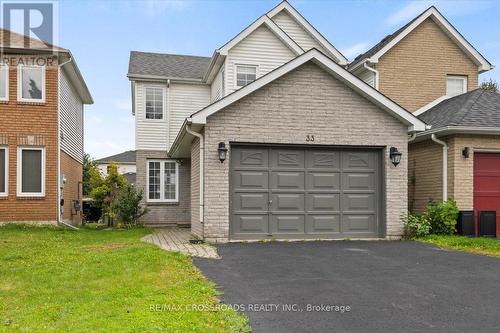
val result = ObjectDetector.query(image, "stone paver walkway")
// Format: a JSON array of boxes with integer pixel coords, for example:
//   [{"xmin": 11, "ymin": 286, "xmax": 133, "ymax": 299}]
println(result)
[{"xmin": 142, "ymin": 227, "xmax": 219, "ymax": 258}]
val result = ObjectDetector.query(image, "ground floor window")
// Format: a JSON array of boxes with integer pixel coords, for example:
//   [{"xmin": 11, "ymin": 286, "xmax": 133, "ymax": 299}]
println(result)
[
  {"xmin": 147, "ymin": 160, "xmax": 178, "ymax": 202},
  {"xmin": 17, "ymin": 147, "xmax": 45, "ymax": 197},
  {"xmin": 0, "ymin": 147, "xmax": 7, "ymax": 196}
]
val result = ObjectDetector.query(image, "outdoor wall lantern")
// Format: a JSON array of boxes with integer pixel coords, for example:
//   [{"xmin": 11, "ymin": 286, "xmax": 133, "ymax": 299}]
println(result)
[
  {"xmin": 389, "ymin": 147, "xmax": 402, "ymax": 167},
  {"xmin": 218, "ymin": 142, "xmax": 228, "ymax": 163},
  {"xmin": 462, "ymin": 147, "xmax": 470, "ymax": 158}
]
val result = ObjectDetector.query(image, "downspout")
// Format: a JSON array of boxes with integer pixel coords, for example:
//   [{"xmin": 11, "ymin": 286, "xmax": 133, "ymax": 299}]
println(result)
[
  {"xmin": 57, "ymin": 56, "xmax": 79, "ymax": 230},
  {"xmin": 431, "ymin": 134, "xmax": 448, "ymax": 201},
  {"xmin": 364, "ymin": 62, "xmax": 379, "ymax": 90},
  {"xmin": 408, "ymin": 133, "xmax": 417, "ymax": 142},
  {"xmin": 185, "ymin": 123, "xmax": 204, "ymax": 239}
]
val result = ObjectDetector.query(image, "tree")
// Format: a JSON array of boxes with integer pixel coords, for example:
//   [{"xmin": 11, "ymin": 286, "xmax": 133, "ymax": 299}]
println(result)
[
  {"xmin": 83, "ymin": 153, "xmax": 97, "ymax": 196},
  {"xmin": 113, "ymin": 185, "xmax": 147, "ymax": 227},
  {"xmin": 480, "ymin": 79, "xmax": 499, "ymax": 93}
]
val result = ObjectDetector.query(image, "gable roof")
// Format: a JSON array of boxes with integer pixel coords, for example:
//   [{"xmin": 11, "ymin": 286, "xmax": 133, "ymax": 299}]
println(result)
[
  {"xmin": 189, "ymin": 48, "xmax": 426, "ymax": 131},
  {"xmin": 0, "ymin": 28, "xmax": 67, "ymax": 52},
  {"xmin": 128, "ymin": 51, "xmax": 211, "ymax": 81},
  {"xmin": 349, "ymin": 6, "xmax": 492, "ymax": 73},
  {"xmin": 418, "ymin": 89, "xmax": 500, "ymax": 129},
  {"xmin": 267, "ymin": 1, "xmax": 348, "ymax": 64},
  {"xmin": 95, "ymin": 150, "xmax": 136, "ymax": 164}
]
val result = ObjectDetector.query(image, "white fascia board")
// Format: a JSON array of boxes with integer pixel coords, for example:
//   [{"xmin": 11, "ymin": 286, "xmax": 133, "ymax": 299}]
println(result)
[
  {"xmin": 413, "ymin": 126, "xmax": 500, "ymax": 143},
  {"xmin": 267, "ymin": 1, "xmax": 348, "ymax": 65},
  {"xmin": 413, "ymin": 95, "xmax": 452, "ymax": 116},
  {"xmin": 217, "ymin": 15, "xmax": 303, "ymax": 56},
  {"xmin": 190, "ymin": 49, "xmax": 426, "ymax": 132},
  {"xmin": 369, "ymin": 7, "xmax": 492, "ymax": 72}
]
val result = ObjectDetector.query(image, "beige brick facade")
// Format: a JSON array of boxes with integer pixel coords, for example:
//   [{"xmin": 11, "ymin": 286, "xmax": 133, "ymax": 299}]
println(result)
[
  {"xmin": 136, "ymin": 150, "xmax": 191, "ymax": 226},
  {"xmin": 376, "ymin": 18, "xmax": 479, "ymax": 113},
  {"xmin": 193, "ymin": 62, "xmax": 409, "ymax": 242}
]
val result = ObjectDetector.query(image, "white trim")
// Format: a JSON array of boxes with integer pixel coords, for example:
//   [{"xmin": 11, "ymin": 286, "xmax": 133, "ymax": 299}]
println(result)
[
  {"xmin": 17, "ymin": 65, "xmax": 46, "ymax": 103},
  {"xmin": 0, "ymin": 64, "xmax": 9, "ymax": 102},
  {"xmin": 17, "ymin": 146, "xmax": 46, "ymax": 198},
  {"xmin": 474, "ymin": 148, "xmax": 500, "ymax": 153},
  {"xmin": 143, "ymin": 84, "xmax": 167, "ymax": 121},
  {"xmin": 267, "ymin": 1, "xmax": 348, "ymax": 65},
  {"xmin": 446, "ymin": 75, "xmax": 467, "ymax": 96},
  {"xmin": 190, "ymin": 49, "xmax": 426, "ymax": 132},
  {"xmin": 0, "ymin": 146, "xmax": 8, "ymax": 197},
  {"xmin": 368, "ymin": 7, "xmax": 492, "ymax": 72},
  {"xmin": 217, "ymin": 15, "xmax": 303, "ymax": 56},
  {"xmin": 146, "ymin": 159, "xmax": 179, "ymax": 203},
  {"xmin": 414, "ymin": 95, "xmax": 452, "ymax": 116},
  {"xmin": 234, "ymin": 64, "xmax": 259, "ymax": 88}
]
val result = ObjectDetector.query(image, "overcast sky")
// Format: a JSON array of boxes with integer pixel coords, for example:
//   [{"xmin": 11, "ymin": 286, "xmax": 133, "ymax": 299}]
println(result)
[{"xmin": 57, "ymin": 0, "xmax": 500, "ymax": 159}]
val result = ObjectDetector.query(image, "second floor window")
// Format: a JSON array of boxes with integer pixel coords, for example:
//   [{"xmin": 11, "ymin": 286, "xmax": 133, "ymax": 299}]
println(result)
[
  {"xmin": 145, "ymin": 86, "xmax": 164, "ymax": 119},
  {"xmin": 446, "ymin": 75, "xmax": 467, "ymax": 96},
  {"xmin": 18, "ymin": 65, "xmax": 45, "ymax": 102},
  {"xmin": 236, "ymin": 65, "xmax": 257, "ymax": 87},
  {"xmin": 0, "ymin": 65, "xmax": 8, "ymax": 101}
]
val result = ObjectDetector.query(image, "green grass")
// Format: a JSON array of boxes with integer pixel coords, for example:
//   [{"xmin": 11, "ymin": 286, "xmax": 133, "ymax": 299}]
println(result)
[
  {"xmin": 0, "ymin": 225, "xmax": 249, "ymax": 333},
  {"xmin": 419, "ymin": 235, "xmax": 500, "ymax": 258}
]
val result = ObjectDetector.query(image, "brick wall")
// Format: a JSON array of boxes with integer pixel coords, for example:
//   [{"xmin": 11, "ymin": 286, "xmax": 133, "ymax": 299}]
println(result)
[
  {"xmin": 60, "ymin": 150, "xmax": 82, "ymax": 225},
  {"xmin": 135, "ymin": 150, "xmax": 191, "ymax": 226},
  {"xmin": 190, "ymin": 137, "xmax": 202, "ymax": 237},
  {"xmin": 200, "ymin": 62, "xmax": 409, "ymax": 242},
  {"xmin": 376, "ymin": 18, "xmax": 479, "ymax": 112},
  {"xmin": 0, "ymin": 57, "xmax": 58, "ymax": 223}
]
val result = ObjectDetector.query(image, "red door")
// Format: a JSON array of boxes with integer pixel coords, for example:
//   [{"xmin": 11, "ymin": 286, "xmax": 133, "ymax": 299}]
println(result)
[{"xmin": 473, "ymin": 153, "xmax": 500, "ymax": 237}]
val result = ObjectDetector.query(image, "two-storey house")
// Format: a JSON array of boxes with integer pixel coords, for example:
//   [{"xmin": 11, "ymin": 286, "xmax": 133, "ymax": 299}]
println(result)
[
  {"xmin": 0, "ymin": 29, "xmax": 93, "ymax": 226},
  {"xmin": 128, "ymin": 1, "xmax": 427, "ymax": 242}
]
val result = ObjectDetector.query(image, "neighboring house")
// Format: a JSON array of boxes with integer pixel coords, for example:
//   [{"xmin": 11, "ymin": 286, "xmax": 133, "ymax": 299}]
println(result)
[
  {"xmin": 0, "ymin": 29, "xmax": 93, "ymax": 226},
  {"xmin": 349, "ymin": 6, "xmax": 497, "ymax": 237},
  {"xmin": 95, "ymin": 150, "xmax": 136, "ymax": 186},
  {"xmin": 128, "ymin": 1, "xmax": 426, "ymax": 240}
]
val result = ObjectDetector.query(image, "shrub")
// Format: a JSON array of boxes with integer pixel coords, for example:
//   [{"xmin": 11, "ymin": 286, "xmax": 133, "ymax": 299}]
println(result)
[
  {"xmin": 113, "ymin": 185, "xmax": 147, "ymax": 227},
  {"xmin": 426, "ymin": 200, "xmax": 459, "ymax": 235},
  {"xmin": 402, "ymin": 212, "xmax": 431, "ymax": 239}
]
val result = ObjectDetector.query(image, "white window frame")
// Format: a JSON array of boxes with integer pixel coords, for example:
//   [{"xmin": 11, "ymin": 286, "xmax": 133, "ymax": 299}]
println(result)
[
  {"xmin": 446, "ymin": 75, "xmax": 467, "ymax": 96},
  {"xmin": 0, "ymin": 64, "xmax": 9, "ymax": 102},
  {"xmin": 17, "ymin": 146, "xmax": 45, "ymax": 197},
  {"xmin": 146, "ymin": 159, "xmax": 179, "ymax": 203},
  {"xmin": 235, "ymin": 64, "xmax": 258, "ymax": 88},
  {"xmin": 17, "ymin": 65, "xmax": 46, "ymax": 103},
  {"xmin": 143, "ymin": 85, "xmax": 166, "ymax": 121},
  {"xmin": 0, "ymin": 146, "xmax": 8, "ymax": 197}
]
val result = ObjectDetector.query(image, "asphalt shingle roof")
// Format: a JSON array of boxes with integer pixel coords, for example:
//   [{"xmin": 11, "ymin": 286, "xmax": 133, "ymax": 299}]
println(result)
[
  {"xmin": 418, "ymin": 89, "xmax": 500, "ymax": 129},
  {"xmin": 95, "ymin": 150, "xmax": 136, "ymax": 164},
  {"xmin": 128, "ymin": 51, "xmax": 211, "ymax": 80}
]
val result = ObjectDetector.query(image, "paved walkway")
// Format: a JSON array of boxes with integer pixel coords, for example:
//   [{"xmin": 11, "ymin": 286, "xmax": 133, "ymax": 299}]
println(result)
[{"xmin": 142, "ymin": 227, "xmax": 219, "ymax": 258}]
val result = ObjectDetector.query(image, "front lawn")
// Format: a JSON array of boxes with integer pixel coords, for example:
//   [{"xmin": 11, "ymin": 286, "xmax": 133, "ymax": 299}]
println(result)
[
  {"xmin": 0, "ymin": 225, "xmax": 249, "ymax": 332},
  {"xmin": 419, "ymin": 235, "xmax": 500, "ymax": 258}
]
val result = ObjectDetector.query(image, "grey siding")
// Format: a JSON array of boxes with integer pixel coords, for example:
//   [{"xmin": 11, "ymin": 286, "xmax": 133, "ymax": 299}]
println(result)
[
  {"xmin": 201, "ymin": 62, "xmax": 408, "ymax": 242},
  {"xmin": 136, "ymin": 150, "xmax": 191, "ymax": 225},
  {"xmin": 59, "ymin": 68, "xmax": 84, "ymax": 163}
]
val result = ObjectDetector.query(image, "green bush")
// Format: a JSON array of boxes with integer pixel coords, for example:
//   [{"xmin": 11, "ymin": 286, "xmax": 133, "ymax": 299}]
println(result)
[
  {"xmin": 402, "ymin": 212, "xmax": 431, "ymax": 239},
  {"xmin": 426, "ymin": 200, "xmax": 459, "ymax": 235},
  {"xmin": 112, "ymin": 185, "xmax": 147, "ymax": 227}
]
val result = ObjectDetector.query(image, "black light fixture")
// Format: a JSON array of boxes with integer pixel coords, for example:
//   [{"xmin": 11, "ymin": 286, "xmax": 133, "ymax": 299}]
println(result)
[
  {"xmin": 462, "ymin": 147, "xmax": 470, "ymax": 158},
  {"xmin": 389, "ymin": 147, "xmax": 402, "ymax": 167},
  {"xmin": 218, "ymin": 142, "xmax": 228, "ymax": 163}
]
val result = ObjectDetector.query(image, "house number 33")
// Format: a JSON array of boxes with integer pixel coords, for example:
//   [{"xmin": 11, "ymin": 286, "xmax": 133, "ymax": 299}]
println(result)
[{"xmin": 306, "ymin": 135, "xmax": 315, "ymax": 142}]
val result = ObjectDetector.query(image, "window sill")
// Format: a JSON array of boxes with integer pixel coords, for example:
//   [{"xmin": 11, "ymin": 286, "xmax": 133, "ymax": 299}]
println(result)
[
  {"xmin": 146, "ymin": 201, "xmax": 179, "ymax": 206},
  {"xmin": 17, "ymin": 195, "xmax": 45, "ymax": 200},
  {"xmin": 17, "ymin": 100, "xmax": 46, "ymax": 105}
]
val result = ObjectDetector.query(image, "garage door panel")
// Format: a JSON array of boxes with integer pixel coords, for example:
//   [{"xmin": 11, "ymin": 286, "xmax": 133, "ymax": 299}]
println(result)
[
  {"xmin": 342, "ymin": 215, "xmax": 375, "ymax": 233},
  {"xmin": 272, "ymin": 193, "xmax": 305, "ymax": 211},
  {"xmin": 342, "ymin": 194, "xmax": 376, "ymax": 212},
  {"xmin": 233, "ymin": 171, "xmax": 268, "ymax": 189},
  {"xmin": 306, "ymin": 151, "xmax": 340, "ymax": 169},
  {"xmin": 342, "ymin": 173, "xmax": 375, "ymax": 192},
  {"xmin": 306, "ymin": 215, "xmax": 340, "ymax": 233},
  {"xmin": 271, "ymin": 149, "xmax": 305, "ymax": 168},
  {"xmin": 307, "ymin": 172, "xmax": 340, "ymax": 191},
  {"xmin": 271, "ymin": 171, "xmax": 305, "ymax": 189},
  {"xmin": 342, "ymin": 151, "xmax": 376, "ymax": 171},
  {"xmin": 270, "ymin": 215, "xmax": 305, "ymax": 233},
  {"xmin": 232, "ymin": 148, "xmax": 269, "ymax": 169},
  {"xmin": 233, "ymin": 192, "xmax": 269, "ymax": 211},
  {"xmin": 307, "ymin": 193, "xmax": 340, "ymax": 211},
  {"xmin": 232, "ymin": 215, "xmax": 269, "ymax": 234}
]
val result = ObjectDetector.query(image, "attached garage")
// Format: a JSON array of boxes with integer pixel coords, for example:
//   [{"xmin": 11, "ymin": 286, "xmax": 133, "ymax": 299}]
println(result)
[
  {"xmin": 474, "ymin": 153, "xmax": 500, "ymax": 237},
  {"xmin": 230, "ymin": 145, "xmax": 382, "ymax": 240}
]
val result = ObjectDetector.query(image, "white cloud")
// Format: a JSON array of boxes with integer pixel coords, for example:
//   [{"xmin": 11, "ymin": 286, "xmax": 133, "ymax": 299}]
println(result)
[{"xmin": 341, "ymin": 42, "xmax": 371, "ymax": 60}]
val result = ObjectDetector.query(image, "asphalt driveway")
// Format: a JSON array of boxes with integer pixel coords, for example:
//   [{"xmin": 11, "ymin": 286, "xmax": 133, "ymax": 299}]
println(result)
[{"xmin": 194, "ymin": 241, "xmax": 500, "ymax": 333}]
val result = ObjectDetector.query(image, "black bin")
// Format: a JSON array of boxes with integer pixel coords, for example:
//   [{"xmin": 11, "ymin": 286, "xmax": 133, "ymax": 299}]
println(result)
[
  {"xmin": 456, "ymin": 211, "xmax": 474, "ymax": 236},
  {"xmin": 479, "ymin": 211, "xmax": 496, "ymax": 237}
]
